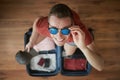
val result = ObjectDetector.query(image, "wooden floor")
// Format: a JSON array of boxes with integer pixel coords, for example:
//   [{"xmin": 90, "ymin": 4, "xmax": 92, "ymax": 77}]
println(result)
[{"xmin": 0, "ymin": 0, "xmax": 120, "ymax": 80}]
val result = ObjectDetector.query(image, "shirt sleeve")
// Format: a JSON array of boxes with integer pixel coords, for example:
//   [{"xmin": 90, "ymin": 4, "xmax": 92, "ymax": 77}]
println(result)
[{"xmin": 36, "ymin": 17, "xmax": 51, "ymax": 37}]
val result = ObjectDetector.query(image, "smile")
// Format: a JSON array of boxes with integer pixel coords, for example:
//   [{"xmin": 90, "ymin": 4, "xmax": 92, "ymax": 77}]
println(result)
[{"xmin": 55, "ymin": 38, "xmax": 65, "ymax": 42}]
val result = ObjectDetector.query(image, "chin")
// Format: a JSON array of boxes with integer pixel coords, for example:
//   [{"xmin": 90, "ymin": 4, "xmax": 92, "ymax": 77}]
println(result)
[
  {"xmin": 56, "ymin": 43, "xmax": 64, "ymax": 46},
  {"xmin": 52, "ymin": 38, "xmax": 66, "ymax": 46},
  {"xmin": 54, "ymin": 41, "xmax": 65, "ymax": 46}
]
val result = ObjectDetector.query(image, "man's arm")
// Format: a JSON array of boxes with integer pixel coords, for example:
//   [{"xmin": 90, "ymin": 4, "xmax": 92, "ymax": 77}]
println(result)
[
  {"xmin": 81, "ymin": 42, "xmax": 104, "ymax": 71},
  {"xmin": 70, "ymin": 26, "xmax": 104, "ymax": 71},
  {"xmin": 25, "ymin": 18, "xmax": 45, "ymax": 52}
]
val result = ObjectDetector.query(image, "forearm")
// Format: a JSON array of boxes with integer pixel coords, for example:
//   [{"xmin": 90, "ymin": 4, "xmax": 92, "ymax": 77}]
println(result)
[
  {"xmin": 69, "ymin": 25, "xmax": 104, "ymax": 71},
  {"xmin": 29, "ymin": 17, "xmax": 45, "ymax": 45},
  {"xmin": 80, "ymin": 46, "xmax": 104, "ymax": 71},
  {"xmin": 34, "ymin": 35, "xmax": 45, "ymax": 45},
  {"xmin": 29, "ymin": 30, "xmax": 45, "ymax": 45}
]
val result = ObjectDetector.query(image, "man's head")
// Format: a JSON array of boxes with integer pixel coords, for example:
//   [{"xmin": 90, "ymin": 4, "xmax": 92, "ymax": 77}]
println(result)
[{"xmin": 48, "ymin": 4, "xmax": 73, "ymax": 46}]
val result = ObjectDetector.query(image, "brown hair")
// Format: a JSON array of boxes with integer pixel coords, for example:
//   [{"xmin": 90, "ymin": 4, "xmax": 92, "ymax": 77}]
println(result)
[{"xmin": 48, "ymin": 4, "xmax": 73, "ymax": 19}]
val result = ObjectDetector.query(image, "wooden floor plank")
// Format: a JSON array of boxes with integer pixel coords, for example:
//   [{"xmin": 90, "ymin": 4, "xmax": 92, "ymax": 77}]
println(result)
[{"xmin": 0, "ymin": 0, "xmax": 120, "ymax": 80}]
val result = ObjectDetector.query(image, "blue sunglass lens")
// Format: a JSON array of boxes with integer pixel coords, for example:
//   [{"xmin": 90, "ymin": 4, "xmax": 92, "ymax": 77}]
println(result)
[
  {"xmin": 49, "ymin": 27, "xmax": 70, "ymax": 35},
  {"xmin": 49, "ymin": 28, "xmax": 58, "ymax": 34},
  {"xmin": 61, "ymin": 28, "xmax": 70, "ymax": 35}
]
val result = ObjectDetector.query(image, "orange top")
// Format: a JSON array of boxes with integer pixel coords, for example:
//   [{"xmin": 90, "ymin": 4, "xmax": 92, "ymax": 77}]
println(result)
[{"xmin": 36, "ymin": 11, "xmax": 93, "ymax": 45}]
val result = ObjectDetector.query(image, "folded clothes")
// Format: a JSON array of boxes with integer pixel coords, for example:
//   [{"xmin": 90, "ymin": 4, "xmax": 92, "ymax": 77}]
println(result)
[
  {"xmin": 64, "ymin": 58, "xmax": 87, "ymax": 70},
  {"xmin": 30, "ymin": 54, "xmax": 56, "ymax": 72}
]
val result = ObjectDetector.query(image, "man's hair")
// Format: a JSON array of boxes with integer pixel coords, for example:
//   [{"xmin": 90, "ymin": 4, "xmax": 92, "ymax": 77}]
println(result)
[{"xmin": 48, "ymin": 4, "xmax": 73, "ymax": 19}]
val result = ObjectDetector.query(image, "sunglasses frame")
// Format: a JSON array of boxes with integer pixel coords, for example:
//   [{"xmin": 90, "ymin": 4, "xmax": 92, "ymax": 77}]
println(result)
[{"xmin": 48, "ymin": 27, "xmax": 71, "ymax": 35}]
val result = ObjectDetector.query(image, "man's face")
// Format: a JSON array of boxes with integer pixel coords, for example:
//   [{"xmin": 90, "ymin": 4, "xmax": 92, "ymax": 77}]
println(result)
[{"xmin": 48, "ymin": 15, "xmax": 72, "ymax": 46}]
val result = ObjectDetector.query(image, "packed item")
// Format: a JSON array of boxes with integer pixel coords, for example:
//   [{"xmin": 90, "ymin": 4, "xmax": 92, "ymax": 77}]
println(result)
[
  {"xmin": 64, "ymin": 58, "xmax": 87, "ymax": 70},
  {"xmin": 30, "ymin": 54, "xmax": 56, "ymax": 72},
  {"xmin": 33, "ymin": 37, "xmax": 55, "ymax": 52},
  {"xmin": 37, "ymin": 57, "xmax": 50, "ymax": 68},
  {"xmin": 15, "ymin": 50, "xmax": 33, "ymax": 65},
  {"xmin": 15, "ymin": 48, "xmax": 40, "ymax": 65},
  {"xmin": 24, "ymin": 28, "xmax": 93, "ymax": 76}
]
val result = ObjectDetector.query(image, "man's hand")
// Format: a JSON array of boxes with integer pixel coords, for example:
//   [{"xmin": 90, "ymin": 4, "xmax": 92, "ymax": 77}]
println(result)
[
  {"xmin": 69, "ymin": 26, "xmax": 86, "ymax": 49},
  {"xmin": 25, "ymin": 42, "xmax": 34, "ymax": 52}
]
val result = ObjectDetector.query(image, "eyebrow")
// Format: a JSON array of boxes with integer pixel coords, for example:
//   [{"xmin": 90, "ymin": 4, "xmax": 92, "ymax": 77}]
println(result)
[
  {"xmin": 49, "ymin": 24, "xmax": 56, "ymax": 28},
  {"xmin": 49, "ymin": 23, "xmax": 72, "ymax": 29}
]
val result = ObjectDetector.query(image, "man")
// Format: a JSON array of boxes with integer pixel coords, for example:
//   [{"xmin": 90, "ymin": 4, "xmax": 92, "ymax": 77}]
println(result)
[{"xmin": 25, "ymin": 4, "xmax": 104, "ymax": 71}]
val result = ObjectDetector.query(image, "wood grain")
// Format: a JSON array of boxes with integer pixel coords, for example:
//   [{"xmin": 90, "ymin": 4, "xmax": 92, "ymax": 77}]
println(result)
[{"xmin": 0, "ymin": 0, "xmax": 120, "ymax": 80}]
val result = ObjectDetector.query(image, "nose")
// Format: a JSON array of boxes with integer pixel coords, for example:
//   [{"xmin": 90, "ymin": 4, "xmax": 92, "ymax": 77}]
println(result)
[{"xmin": 56, "ymin": 31, "xmax": 63, "ymax": 39}]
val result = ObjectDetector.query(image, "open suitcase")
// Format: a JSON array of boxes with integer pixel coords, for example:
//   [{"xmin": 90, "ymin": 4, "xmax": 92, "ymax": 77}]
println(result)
[{"xmin": 24, "ymin": 28, "xmax": 93, "ymax": 76}]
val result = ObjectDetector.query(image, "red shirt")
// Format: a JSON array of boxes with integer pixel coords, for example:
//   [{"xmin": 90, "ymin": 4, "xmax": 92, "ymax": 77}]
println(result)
[{"xmin": 36, "ymin": 11, "xmax": 93, "ymax": 45}]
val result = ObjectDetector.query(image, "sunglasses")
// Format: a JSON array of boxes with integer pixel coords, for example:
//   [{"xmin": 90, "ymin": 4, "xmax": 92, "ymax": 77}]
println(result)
[{"xmin": 48, "ymin": 27, "xmax": 71, "ymax": 35}]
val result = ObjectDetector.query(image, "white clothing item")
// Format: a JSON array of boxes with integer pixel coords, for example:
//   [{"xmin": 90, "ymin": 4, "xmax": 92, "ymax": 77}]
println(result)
[
  {"xmin": 33, "ymin": 37, "xmax": 55, "ymax": 52},
  {"xmin": 30, "ymin": 54, "xmax": 56, "ymax": 72}
]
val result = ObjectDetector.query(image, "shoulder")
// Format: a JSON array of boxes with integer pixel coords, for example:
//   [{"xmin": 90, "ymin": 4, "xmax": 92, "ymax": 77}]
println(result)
[
  {"xmin": 71, "ymin": 10, "xmax": 86, "ymax": 30},
  {"xmin": 34, "ymin": 16, "xmax": 48, "ymax": 27},
  {"xmin": 34, "ymin": 16, "xmax": 50, "ymax": 37}
]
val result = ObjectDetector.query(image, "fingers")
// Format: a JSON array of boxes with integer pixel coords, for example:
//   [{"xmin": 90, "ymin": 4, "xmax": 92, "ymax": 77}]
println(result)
[
  {"xmin": 25, "ymin": 46, "xmax": 29, "ymax": 52},
  {"xmin": 25, "ymin": 45, "xmax": 30, "ymax": 52},
  {"xmin": 71, "ymin": 30, "xmax": 79, "ymax": 36},
  {"xmin": 26, "ymin": 47, "xmax": 30, "ymax": 52},
  {"xmin": 25, "ymin": 42, "xmax": 34, "ymax": 52},
  {"xmin": 27, "ymin": 48, "xmax": 30, "ymax": 52},
  {"xmin": 69, "ymin": 26, "xmax": 84, "ymax": 34},
  {"xmin": 69, "ymin": 26, "xmax": 84, "ymax": 36}
]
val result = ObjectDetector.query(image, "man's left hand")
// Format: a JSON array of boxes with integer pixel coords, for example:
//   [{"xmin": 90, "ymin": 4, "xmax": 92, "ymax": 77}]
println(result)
[{"xmin": 69, "ymin": 26, "xmax": 86, "ymax": 49}]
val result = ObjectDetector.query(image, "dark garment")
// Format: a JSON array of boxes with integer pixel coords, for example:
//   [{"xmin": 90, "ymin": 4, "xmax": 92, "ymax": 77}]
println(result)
[{"xmin": 15, "ymin": 48, "xmax": 39, "ymax": 65}]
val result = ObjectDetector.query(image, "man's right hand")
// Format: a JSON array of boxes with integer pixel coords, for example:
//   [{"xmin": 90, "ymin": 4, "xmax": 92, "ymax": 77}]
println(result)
[{"xmin": 25, "ymin": 42, "xmax": 34, "ymax": 52}]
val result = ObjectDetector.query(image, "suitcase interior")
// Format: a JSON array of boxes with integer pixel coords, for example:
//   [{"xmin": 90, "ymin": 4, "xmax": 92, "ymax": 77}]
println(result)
[
  {"xmin": 61, "ymin": 47, "xmax": 92, "ymax": 76},
  {"xmin": 24, "ymin": 28, "xmax": 92, "ymax": 76},
  {"xmin": 26, "ymin": 46, "xmax": 61, "ymax": 76}
]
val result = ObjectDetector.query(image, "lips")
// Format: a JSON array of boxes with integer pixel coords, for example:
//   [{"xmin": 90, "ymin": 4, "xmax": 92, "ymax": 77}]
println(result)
[
  {"xmin": 55, "ymin": 38, "xmax": 65, "ymax": 42},
  {"xmin": 53, "ymin": 38, "xmax": 66, "ymax": 46}
]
